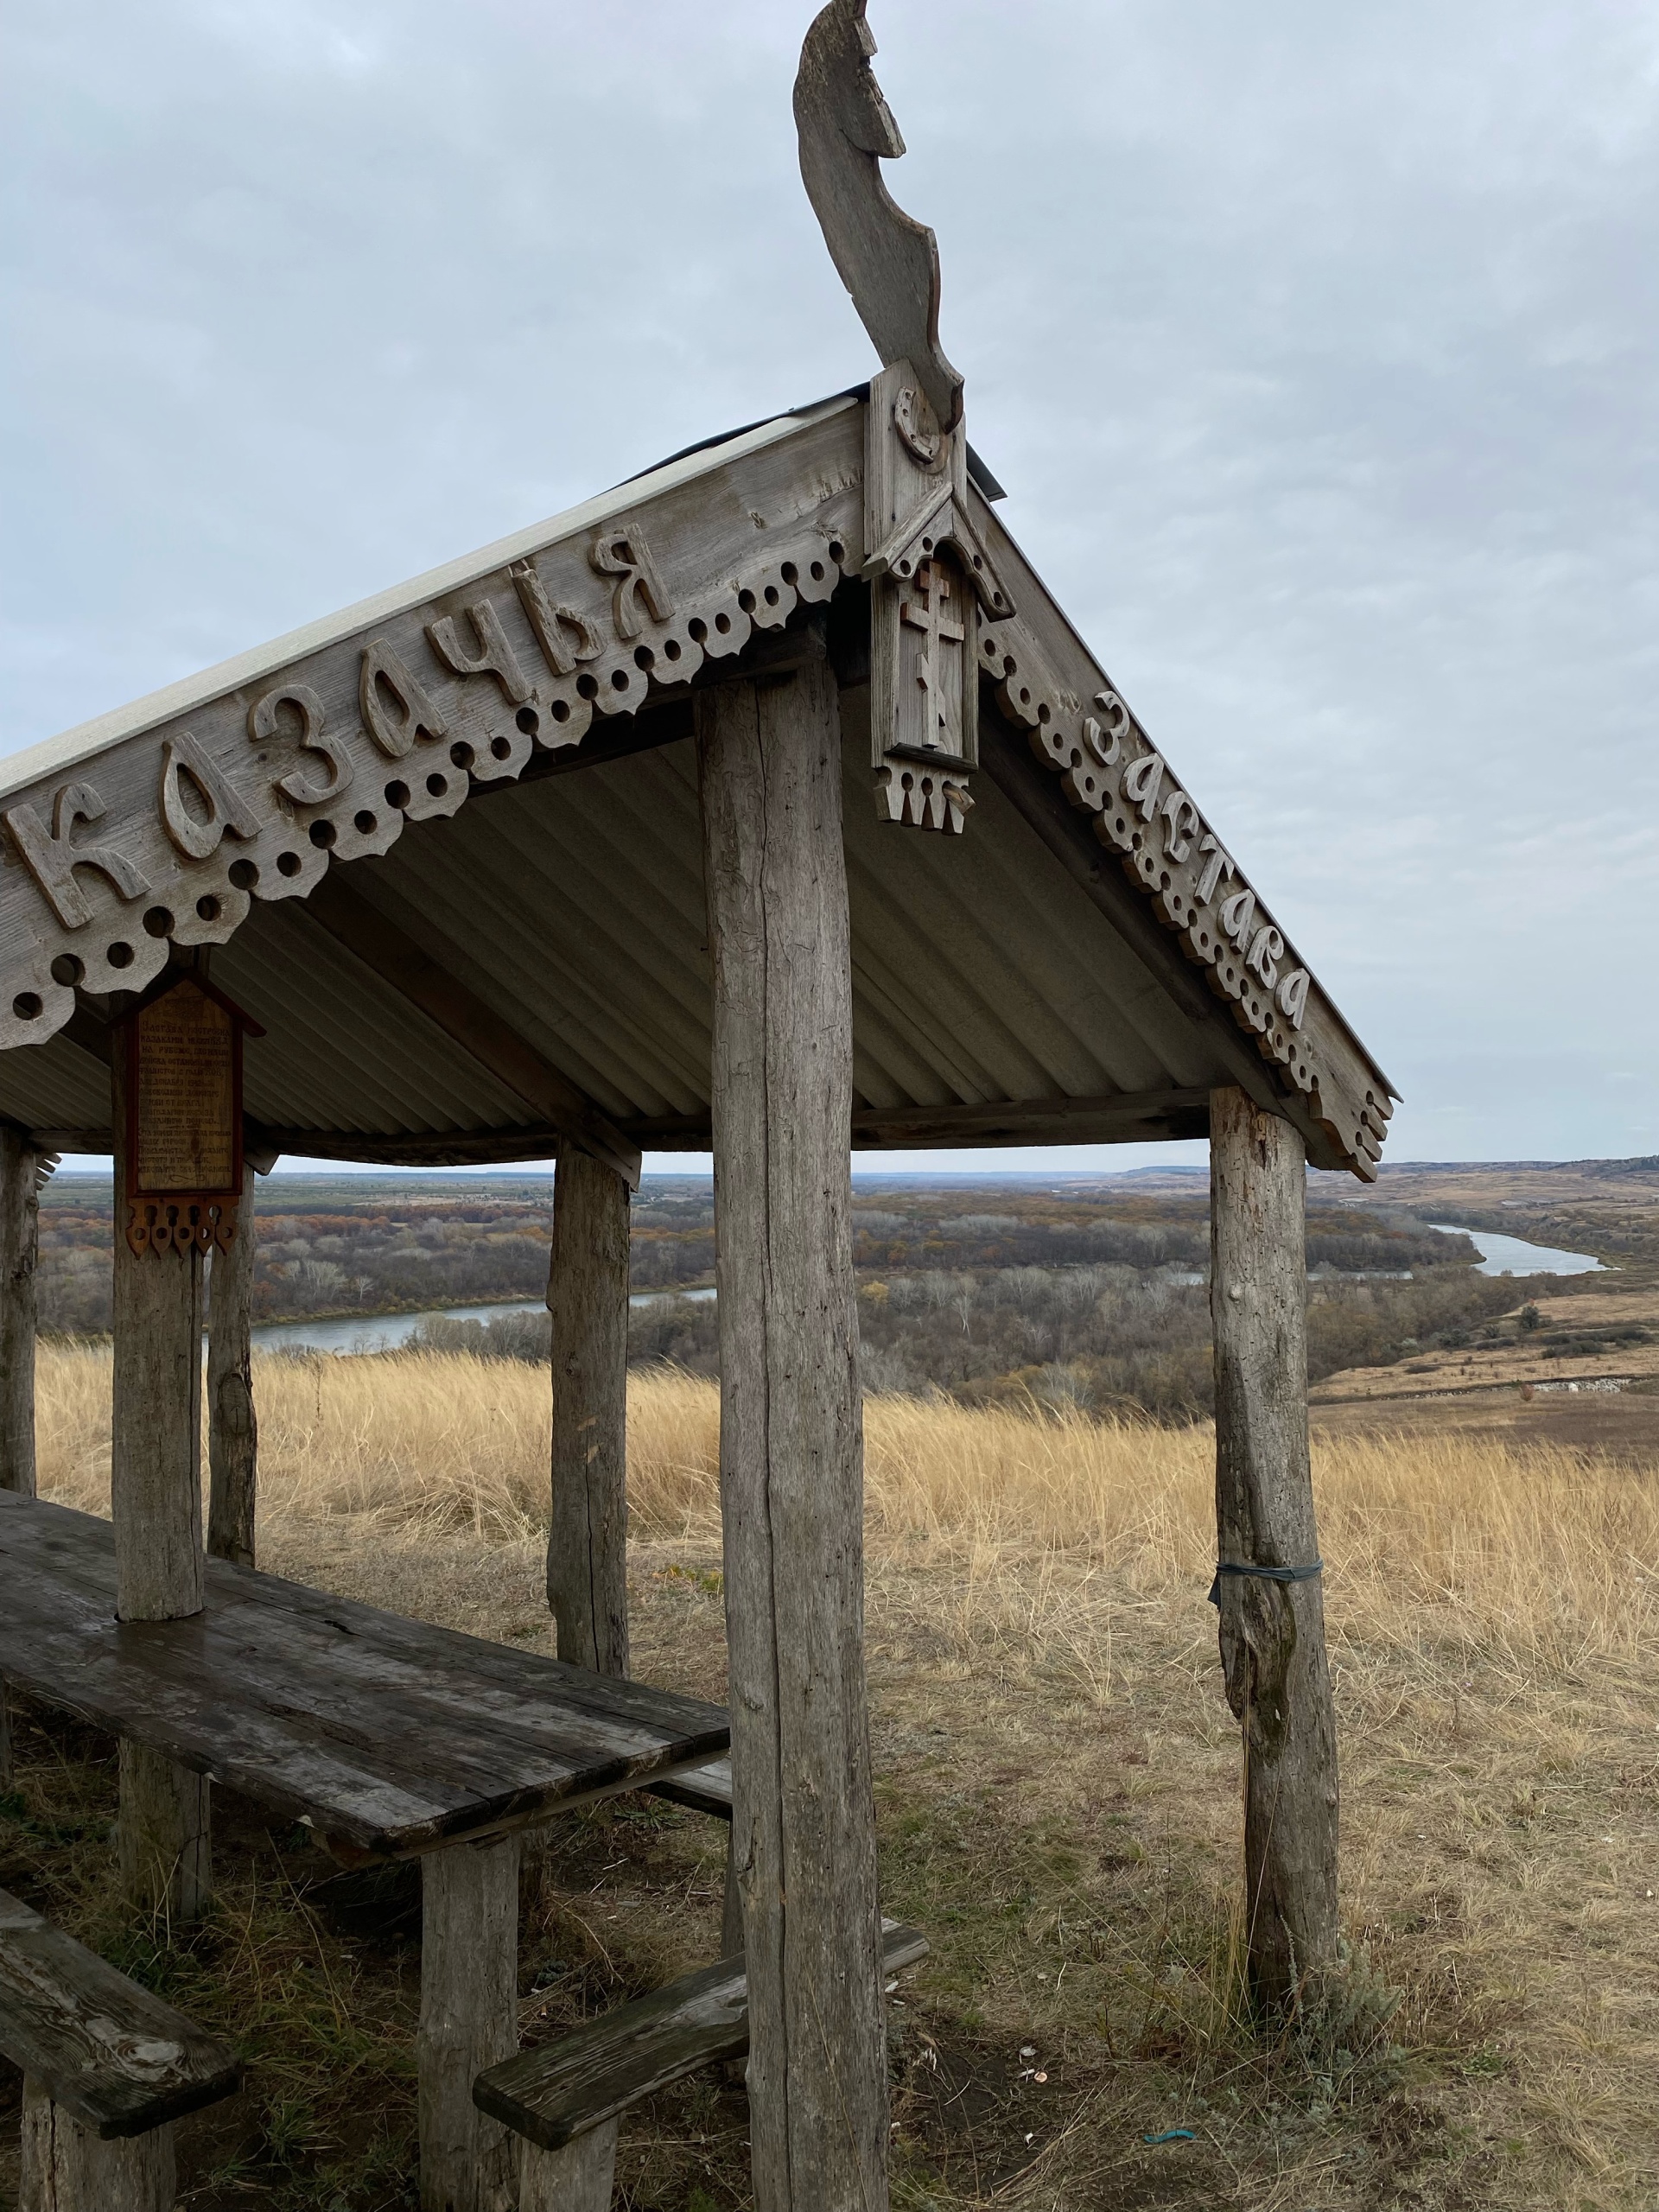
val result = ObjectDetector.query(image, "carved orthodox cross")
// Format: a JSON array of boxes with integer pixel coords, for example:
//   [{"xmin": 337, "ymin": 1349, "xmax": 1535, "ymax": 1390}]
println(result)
[{"xmin": 900, "ymin": 561, "xmax": 965, "ymax": 753}]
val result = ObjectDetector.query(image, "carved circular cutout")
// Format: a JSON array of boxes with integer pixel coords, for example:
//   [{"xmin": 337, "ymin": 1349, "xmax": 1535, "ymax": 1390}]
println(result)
[
  {"xmin": 576, "ymin": 674, "xmax": 599, "ymax": 699},
  {"xmin": 633, "ymin": 645, "xmax": 654, "ymax": 671},
  {"xmin": 549, "ymin": 700, "xmax": 571, "ymax": 724},
  {"xmin": 893, "ymin": 385, "xmax": 942, "ymax": 465},
  {"xmin": 737, "ymin": 589, "xmax": 756, "ymax": 613},
  {"xmin": 353, "ymin": 810, "xmax": 377, "ymax": 835},
  {"xmin": 663, "ymin": 638, "xmax": 682, "ymax": 662},
  {"xmin": 11, "ymin": 993, "xmax": 41, "ymax": 1021},
  {"xmin": 449, "ymin": 741, "xmax": 476, "ymax": 770},
  {"xmin": 688, "ymin": 617, "xmax": 708, "ymax": 643},
  {"xmin": 713, "ymin": 613, "xmax": 731, "ymax": 636},
  {"xmin": 308, "ymin": 821, "xmax": 335, "ymax": 849},
  {"xmin": 827, "ymin": 540, "xmax": 845, "ymax": 564},
  {"xmin": 425, "ymin": 772, "xmax": 447, "ymax": 796},
  {"xmin": 276, "ymin": 850, "xmax": 303, "ymax": 877},
  {"xmin": 49, "ymin": 955, "xmax": 83, "ymax": 987},
  {"xmin": 609, "ymin": 669, "xmax": 629, "ymax": 691},
  {"xmin": 106, "ymin": 942, "xmax": 134, "ymax": 969},
  {"xmin": 515, "ymin": 707, "xmax": 539, "ymax": 735},
  {"xmin": 489, "ymin": 735, "xmax": 512, "ymax": 761},
  {"xmin": 809, "ymin": 560, "xmax": 825, "ymax": 582},
  {"xmin": 196, "ymin": 893, "xmax": 221, "ymax": 920},
  {"xmin": 142, "ymin": 906, "xmax": 175, "ymax": 938},
  {"xmin": 781, "ymin": 562, "xmax": 798, "ymax": 585},
  {"xmin": 228, "ymin": 860, "xmax": 258, "ymax": 891},
  {"xmin": 385, "ymin": 780, "xmax": 410, "ymax": 809}
]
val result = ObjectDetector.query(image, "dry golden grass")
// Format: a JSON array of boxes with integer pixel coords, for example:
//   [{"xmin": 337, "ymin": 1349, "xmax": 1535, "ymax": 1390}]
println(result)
[
  {"xmin": 25, "ymin": 1343, "xmax": 1659, "ymax": 2209},
  {"xmin": 37, "ymin": 1344, "xmax": 1659, "ymax": 1674}
]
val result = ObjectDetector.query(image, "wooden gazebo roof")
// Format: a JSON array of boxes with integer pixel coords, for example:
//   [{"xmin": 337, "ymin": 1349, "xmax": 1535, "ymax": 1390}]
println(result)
[{"xmin": 0, "ymin": 388, "xmax": 1395, "ymax": 1185}]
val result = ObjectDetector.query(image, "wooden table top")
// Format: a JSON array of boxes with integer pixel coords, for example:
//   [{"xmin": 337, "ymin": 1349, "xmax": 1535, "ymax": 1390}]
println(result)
[{"xmin": 0, "ymin": 1493, "xmax": 728, "ymax": 1864}]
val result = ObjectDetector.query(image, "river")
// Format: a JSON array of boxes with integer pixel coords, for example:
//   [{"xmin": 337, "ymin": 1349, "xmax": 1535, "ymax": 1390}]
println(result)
[
  {"xmin": 1427, "ymin": 1225, "xmax": 1605, "ymax": 1277},
  {"xmin": 249, "ymin": 1286, "xmax": 715, "ymax": 1357}
]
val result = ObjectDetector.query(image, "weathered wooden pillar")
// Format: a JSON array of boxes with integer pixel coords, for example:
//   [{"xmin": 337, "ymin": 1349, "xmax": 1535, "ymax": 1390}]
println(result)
[
  {"xmin": 545, "ymin": 1147, "xmax": 630, "ymax": 1675},
  {"xmin": 207, "ymin": 1160, "xmax": 257, "ymax": 1567},
  {"xmin": 20, "ymin": 2078, "xmax": 175, "ymax": 2212},
  {"xmin": 111, "ymin": 1054, "xmax": 210, "ymax": 1923},
  {"xmin": 0, "ymin": 1125, "xmax": 40, "ymax": 1792},
  {"xmin": 698, "ymin": 656, "xmax": 888, "ymax": 2212},
  {"xmin": 1209, "ymin": 1085, "xmax": 1339, "ymax": 2012},
  {"xmin": 0, "ymin": 1124, "xmax": 39, "ymax": 1500},
  {"xmin": 420, "ymin": 1834, "xmax": 521, "ymax": 2212}
]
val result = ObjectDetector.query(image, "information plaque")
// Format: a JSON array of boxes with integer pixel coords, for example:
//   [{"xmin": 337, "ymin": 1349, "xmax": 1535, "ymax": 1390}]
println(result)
[{"xmin": 121, "ymin": 975, "xmax": 255, "ymax": 1257}]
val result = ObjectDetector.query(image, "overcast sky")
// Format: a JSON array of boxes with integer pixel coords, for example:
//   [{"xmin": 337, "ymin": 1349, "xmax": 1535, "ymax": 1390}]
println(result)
[{"xmin": 4, "ymin": 1, "xmax": 1656, "ymax": 1179}]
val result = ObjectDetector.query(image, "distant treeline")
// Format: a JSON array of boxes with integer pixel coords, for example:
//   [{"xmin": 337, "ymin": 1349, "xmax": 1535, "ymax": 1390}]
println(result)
[{"xmin": 41, "ymin": 1173, "xmax": 1528, "ymax": 1421}]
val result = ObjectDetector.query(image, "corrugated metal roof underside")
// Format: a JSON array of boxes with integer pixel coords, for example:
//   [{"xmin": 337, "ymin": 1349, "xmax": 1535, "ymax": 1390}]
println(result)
[{"xmin": 0, "ymin": 724, "xmax": 1237, "ymax": 1147}]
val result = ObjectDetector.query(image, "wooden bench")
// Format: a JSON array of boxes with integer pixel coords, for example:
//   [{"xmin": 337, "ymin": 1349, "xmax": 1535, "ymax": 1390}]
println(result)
[
  {"xmin": 0, "ymin": 1885, "xmax": 241, "ymax": 2211},
  {"xmin": 474, "ymin": 1920, "xmax": 926, "ymax": 2210},
  {"xmin": 645, "ymin": 1757, "xmax": 731, "ymax": 1821}
]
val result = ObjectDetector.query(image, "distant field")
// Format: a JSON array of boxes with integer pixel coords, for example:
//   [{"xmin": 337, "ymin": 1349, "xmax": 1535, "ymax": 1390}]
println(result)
[{"xmin": 13, "ymin": 1344, "xmax": 1657, "ymax": 2209}]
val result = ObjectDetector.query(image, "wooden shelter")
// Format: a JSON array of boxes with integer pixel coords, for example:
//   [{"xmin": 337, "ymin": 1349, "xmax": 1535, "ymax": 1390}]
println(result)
[{"xmin": 0, "ymin": 6, "xmax": 1395, "ymax": 2208}]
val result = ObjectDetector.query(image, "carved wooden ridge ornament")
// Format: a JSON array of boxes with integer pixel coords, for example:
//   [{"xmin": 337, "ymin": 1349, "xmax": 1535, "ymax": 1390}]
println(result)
[{"xmin": 118, "ymin": 972, "xmax": 263, "ymax": 1257}]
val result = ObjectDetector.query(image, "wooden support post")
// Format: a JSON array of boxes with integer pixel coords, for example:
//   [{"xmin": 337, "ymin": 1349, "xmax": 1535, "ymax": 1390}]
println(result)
[
  {"xmin": 517, "ymin": 2124, "xmax": 618, "ymax": 2212},
  {"xmin": 698, "ymin": 658, "xmax": 888, "ymax": 2212},
  {"xmin": 207, "ymin": 1160, "xmax": 257, "ymax": 1567},
  {"xmin": 19, "ymin": 2079, "xmax": 175, "ymax": 2212},
  {"xmin": 1209, "ymin": 1085, "xmax": 1339, "ymax": 2012},
  {"xmin": 545, "ymin": 1148, "xmax": 631, "ymax": 1676},
  {"xmin": 0, "ymin": 1126, "xmax": 38, "ymax": 1501},
  {"xmin": 420, "ymin": 1834, "xmax": 521, "ymax": 2212},
  {"xmin": 110, "ymin": 1055, "xmax": 210, "ymax": 1923}
]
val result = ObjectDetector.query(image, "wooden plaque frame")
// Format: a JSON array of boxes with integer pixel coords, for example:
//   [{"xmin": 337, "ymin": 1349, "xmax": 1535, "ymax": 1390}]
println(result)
[{"xmin": 118, "ymin": 972, "xmax": 262, "ymax": 1257}]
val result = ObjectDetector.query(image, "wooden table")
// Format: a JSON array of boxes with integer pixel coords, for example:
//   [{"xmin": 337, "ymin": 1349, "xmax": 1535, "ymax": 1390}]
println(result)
[{"xmin": 0, "ymin": 1492, "xmax": 729, "ymax": 2210}]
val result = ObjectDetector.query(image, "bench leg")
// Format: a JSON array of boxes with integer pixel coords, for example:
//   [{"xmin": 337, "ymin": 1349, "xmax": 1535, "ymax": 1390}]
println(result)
[
  {"xmin": 20, "ymin": 2078, "xmax": 174, "ymax": 2211},
  {"xmin": 518, "ymin": 2120, "xmax": 617, "ymax": 2211},
  {"xmin": 420, "ymin": 1834, "xmax": 521, "ymax": 2212},
  {"xmin": 118, "ymin": 1744, "xmax": 211, "ymax": 1924}
]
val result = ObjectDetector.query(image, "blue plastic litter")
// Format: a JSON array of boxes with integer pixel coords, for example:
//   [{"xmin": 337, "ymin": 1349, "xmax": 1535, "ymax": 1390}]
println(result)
[{"xmin": 1143, "ymin": 2128, "xmax": 1196, "ymax": 2145}]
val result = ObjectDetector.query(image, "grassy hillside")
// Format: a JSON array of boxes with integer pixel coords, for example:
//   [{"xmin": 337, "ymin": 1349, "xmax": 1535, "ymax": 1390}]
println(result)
[{"xmin": 4, "ymin": 1347, "xmax": 1655, "ymax": 2209}]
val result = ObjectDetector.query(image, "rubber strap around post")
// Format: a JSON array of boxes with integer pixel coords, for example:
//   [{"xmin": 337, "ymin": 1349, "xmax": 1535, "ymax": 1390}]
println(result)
[{"xmin": 1206, "ymin": 1559, "xmax": 1324, "ymax": 1607}]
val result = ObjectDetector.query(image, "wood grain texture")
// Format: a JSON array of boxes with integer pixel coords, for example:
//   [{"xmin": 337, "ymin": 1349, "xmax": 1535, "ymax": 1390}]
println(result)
[
  {"xmin": 110, "ymin": 1053, "xmax": 204, "ymax": 1624},
  {"xmin": 19, "ymin": 2079, "xmax": 175, "ymax": 2211},
  {"xmin": 207, "ymin": 1161, "xmax": 257, "ymax": 1568},
  {"xmin": 111, "ymin": 1052, "xmax": 211, "ymax": 1919},
  {"xmin": 1209, "ymin": 1087, "xmax": 1339, "ymax": 2011},
  {"xmin": 646, "ymin": 1758, "xmax": 732, "ymax": 1821},
  {"xmin": 545, "ymin": 1149, "xmax": 630, "ymax": 1675},
  {"xmin": 0, "ymin": 1124, "xmax": 38, "ymax": 1497},
  {"xmin": 477, "ymin": 1923, "xmax": 928, "ymax": 2153},
  {"xmin": 517, "ymin": 2121, "xmax": 616, "ymax": 2212},
  {"xmin": 0, "ymin": 1886, "xmax": 239, "ymax": 2138},
  {"xmin": 698, "ymin": 660, "xmax": 889, "ymax": 2212},
  {"xmin": 420, "ymin": 1835, "xmax": 520, "ymax": 2212},
  {"xmin": 0, "ymin": 1494, "xmax": 728, "ymax": 1863}
]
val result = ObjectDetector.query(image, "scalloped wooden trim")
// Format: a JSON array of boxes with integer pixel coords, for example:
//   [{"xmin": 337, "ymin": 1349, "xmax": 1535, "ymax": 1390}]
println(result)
[{"xmin": 976, "ymin": 617, "xmax": 1389, "ymax": 1179}]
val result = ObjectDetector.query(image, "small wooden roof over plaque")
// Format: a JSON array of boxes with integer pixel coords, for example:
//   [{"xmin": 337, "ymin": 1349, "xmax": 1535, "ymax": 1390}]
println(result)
[{"xmin": 0, "ymin": 4, "xmax": 1395, "ymax": 1183}]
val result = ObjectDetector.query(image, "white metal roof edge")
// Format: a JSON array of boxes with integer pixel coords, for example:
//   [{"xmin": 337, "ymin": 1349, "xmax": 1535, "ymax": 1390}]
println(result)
[{"xmin": 0, "ymin": 394, "xmax": 860, "ymax": 807}]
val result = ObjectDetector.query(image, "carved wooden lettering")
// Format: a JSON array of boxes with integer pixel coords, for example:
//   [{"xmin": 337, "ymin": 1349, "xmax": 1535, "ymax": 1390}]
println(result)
[
  {"xmin": 2, "ymin": 782, "xmax": 150, "ymax": 929},
  {"xmin": 159, "ymin": 734, "xmax": 260, "ymax": 861},
  {"xmin": 1160, "ymin": 790, "xmax": 1200, "ymax": 862},
  {"xmin": 1218, "ymin": 886, "xmax": 1256, "ymax": 949},
  {"xmin": 359, "ymin": 640, "xmax": 448, "ymax": 759},
  {"xmin": 589, "ymin": 524, "xmax": 673, "ymax": 640},
  {"xmin": 1195, "ymin": 834, "xmax": 1235, "ymax": 905},
  {"xmin": 426, "ymin": 598, "xmax": 531, "ymax": 704},
  {"xmin": 510, "ymin": 560, "xmax": 602, "ymax": 677},
  {"xmin": 1276, "ymin": 967, "xmax": 1310, "ymax": 1029},
  {"xmin": 1119, "ymin": 749, "xmax": 1164, "ymax": 822},
  {"xmin": 1082, "ymin": 713, "xmax": 1120, "ymax": 769},
  {"xmin": 250, "ymin": 684, "xmax": 353, "ymax": 805},
  {"xmin": 1247, "ymin": 924, "xmax": 1284, "ymax": 988}
]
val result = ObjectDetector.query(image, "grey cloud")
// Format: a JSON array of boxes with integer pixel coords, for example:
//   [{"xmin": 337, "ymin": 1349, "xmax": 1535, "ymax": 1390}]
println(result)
[{"xmin": 4, "ymin": 0, "xmax": 1655, "ymax": 1167}]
